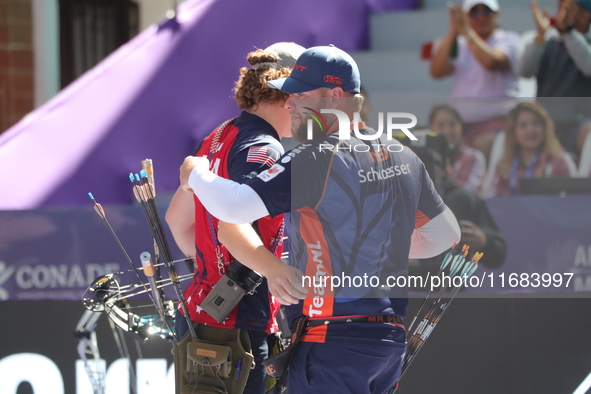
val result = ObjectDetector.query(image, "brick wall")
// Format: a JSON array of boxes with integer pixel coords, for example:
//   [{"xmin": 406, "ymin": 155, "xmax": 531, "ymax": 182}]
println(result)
[{"xmin": 0, "ymin": 0, "xmax": 34, "ymax": 134}]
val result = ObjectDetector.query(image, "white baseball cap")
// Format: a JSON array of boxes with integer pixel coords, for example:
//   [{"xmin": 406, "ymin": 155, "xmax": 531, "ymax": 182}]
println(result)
[
  {"xmin": 263, "ymin": 42, "xmax": 306, "ymax": 69},
  {"xmin": 462, "ymin": 0, "xmax": 499, "ymax": 12}
]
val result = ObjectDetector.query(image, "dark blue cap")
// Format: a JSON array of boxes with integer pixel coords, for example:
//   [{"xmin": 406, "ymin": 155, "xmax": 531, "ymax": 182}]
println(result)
[
  {"xmin": 576, "ymin": 0, "xmax": 591, "ymax": 12},
  {"xmin": 267, "ymin": 45, "xmax": 361, "ymax": 94}
]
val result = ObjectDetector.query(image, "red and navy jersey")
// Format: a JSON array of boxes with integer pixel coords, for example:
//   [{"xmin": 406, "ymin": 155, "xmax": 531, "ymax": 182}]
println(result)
[
  {"xmin": 246, "ymin": 129, "xmax": 446, "ymax": 343},
  {"xmin": 184, "ymin": 111, "xmax": 284, "ymax": 333}
]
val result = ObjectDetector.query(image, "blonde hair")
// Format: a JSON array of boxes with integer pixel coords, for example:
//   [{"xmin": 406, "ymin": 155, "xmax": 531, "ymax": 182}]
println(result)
[
  {"xmin": 233, "ymin": 49, "xmax": 291, "ymax": 110},
  {"xmin": 497, "ymin": 102, "xmax": 564, "ymax": 178}
]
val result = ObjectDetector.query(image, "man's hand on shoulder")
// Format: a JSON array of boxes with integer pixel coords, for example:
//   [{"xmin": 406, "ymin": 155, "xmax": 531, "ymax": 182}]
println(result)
[{"xmin": 180, "ymin": 156, "xmax": 209, "ymax": 193}]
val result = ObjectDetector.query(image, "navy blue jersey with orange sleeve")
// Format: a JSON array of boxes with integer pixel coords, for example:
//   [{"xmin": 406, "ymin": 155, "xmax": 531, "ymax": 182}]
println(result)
[{"xmin": 246, "ymin": 128, "xmax": 446, "ymax": 343}]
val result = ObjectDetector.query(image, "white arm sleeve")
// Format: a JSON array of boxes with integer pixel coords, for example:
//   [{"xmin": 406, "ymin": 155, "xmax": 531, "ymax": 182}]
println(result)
[
  {"xmin": 409, "ymin": 207, "xmax": 461, "ymax": 259},
  {"xmin": 188, "ymin": 168, "xmax": 270, "ymax": 224}
]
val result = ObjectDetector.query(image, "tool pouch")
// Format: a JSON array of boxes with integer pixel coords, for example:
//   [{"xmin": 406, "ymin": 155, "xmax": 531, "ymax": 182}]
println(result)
[{"xmin": 173, "ymin": 323, "xmax": 254, "ymax": 394}]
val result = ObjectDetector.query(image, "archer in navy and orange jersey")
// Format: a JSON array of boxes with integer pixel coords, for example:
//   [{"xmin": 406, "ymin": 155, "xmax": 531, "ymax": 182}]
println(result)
[
  {"xmin": 246, "ymin": 128, "xmax": 448, "ymax": 343},
  {"xmin": 180, "ymin": 45, "xmax": 460, "ymax": 394},
  {"xmin": 182, "ymin": 121, "xmax": 461, "ymax": 393}
]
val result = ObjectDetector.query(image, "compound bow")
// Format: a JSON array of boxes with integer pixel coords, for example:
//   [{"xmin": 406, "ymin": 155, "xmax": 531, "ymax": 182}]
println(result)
[{"xmin": 82, "ymin": 160, "xmax": 196, "ymax": 344}]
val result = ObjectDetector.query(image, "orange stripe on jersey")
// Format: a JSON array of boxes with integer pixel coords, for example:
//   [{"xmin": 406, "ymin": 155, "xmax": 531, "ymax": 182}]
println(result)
[
  {"xmin": 415, "ymin": 209, "xmax": 430, "ymax": 228},
  {"xmin": 297, "ymin": 207, "xmax": 334, "ymax": 343},
  {"xmin": 301, "ymin": 325, "xmax": 329, "ymax": 343}
]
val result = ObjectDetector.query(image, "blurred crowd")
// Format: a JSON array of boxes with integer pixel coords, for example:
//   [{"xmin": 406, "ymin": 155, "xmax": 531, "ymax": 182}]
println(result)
[
  {"xmin": 424, "ymin": 0, "xmax": 591, "ymax": 199},
  {"xmin": 375, "ymin": 0, "xmax": 591, "ymax": 269}
]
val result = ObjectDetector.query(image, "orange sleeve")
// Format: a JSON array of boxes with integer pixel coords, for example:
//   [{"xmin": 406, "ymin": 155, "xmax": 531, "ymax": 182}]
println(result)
[{"xmin": 415, "ymin": 209, "xmax": 430, "ymax": 228}]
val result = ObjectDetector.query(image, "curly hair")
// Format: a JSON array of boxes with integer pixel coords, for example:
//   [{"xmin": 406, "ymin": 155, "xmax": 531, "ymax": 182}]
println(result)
[{"xmin": 233, "ymin": 49, "xmax": 291, "ymax": 110}]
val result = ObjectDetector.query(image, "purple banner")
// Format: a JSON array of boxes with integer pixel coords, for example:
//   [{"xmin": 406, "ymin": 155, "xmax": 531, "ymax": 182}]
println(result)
[
  {"xmin": 0, "ymin": 197, "xmax": 189, "ymax": 301},
  {"xmin": 475, "ymin": 195, "xmax": 591, "ymax": 294},
  {"xmin": 0, "ymin": 0, "xmax": 417, "ymax": 210}
]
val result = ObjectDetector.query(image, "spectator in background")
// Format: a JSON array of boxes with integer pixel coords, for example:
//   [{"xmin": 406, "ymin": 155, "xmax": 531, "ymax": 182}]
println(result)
[
  {"xmin": 429, "ymin": 105, "xmax": 486, "ymax": 194},
  {"xmin": 516, "ymin": 0, "xmax": 591, "ymax": 158},
  {"xmin": 483, "ymin": 102, "xmax": 577, "ymax": 198},
  {"xmin": 430, "ymin": 0, "xmax": 520, "ymax": 162},
  {"xmin": 406, "ymin": 134, "xmax": 506, "ymax": 273},
  {"xmin": 578, "ymin": 121, "xmax": 591, "ymax": 173}
]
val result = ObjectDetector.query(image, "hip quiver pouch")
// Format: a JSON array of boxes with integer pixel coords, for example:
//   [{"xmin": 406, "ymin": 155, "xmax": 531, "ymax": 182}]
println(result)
[{"xmin": 173, "ymin": 323, "xmax": 254, "ymax": 394}]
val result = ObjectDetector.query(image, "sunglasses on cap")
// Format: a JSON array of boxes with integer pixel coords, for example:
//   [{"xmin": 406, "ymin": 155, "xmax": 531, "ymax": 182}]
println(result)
[{"xmin": 468, "ymin": 7, "xmax": 494, "ymax": 17}]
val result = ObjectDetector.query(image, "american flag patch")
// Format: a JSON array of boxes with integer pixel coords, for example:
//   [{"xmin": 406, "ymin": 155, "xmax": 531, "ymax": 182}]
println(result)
[{"xmin": 246, "ymin": 146, "xmax": 278, "ymax": 166}]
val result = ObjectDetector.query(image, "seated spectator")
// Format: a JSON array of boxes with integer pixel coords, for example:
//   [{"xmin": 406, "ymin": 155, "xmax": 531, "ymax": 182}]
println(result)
[
  {"xmin": 429, "ymin": 104, "xmax": 486, "ymax": 194},
  {"xmin": 429, "ymin": 0, "xmax": 521, "ymax": 162},
  {"xmin": 578, "ymin": 121, "xmax": 591, "ymax": 161},
  {"xmin": 405, "ymin": 134, "xmax": 506, "ymax": 279},
  {"xmin": 483, "ymin": 102, "xmax": 577, "ymax": 198},
  {"xmin": 516, "ymin": 0, "xmax": 591, "ymax": 158},
  {"xmin": 575, "ymin": 120, "xmax": 591, "ymax": 176}
]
